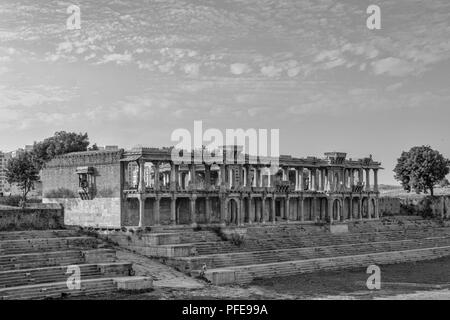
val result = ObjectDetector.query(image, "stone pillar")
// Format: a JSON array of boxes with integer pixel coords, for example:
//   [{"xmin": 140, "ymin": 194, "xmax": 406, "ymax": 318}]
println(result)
[
  {"xmin": 154, "ymin": 162, "xmax": 160, "ymax": 190},
  {"xmin": 299, "ymin": 198, "xmax": 304, "ymax": 221},
  {"xmin": 271, "ymin": 197, "xmax": 276, "ymax": 223},
  {"xmin": 327, "ymin": 169, "xmax": 332, "ymax": 192},
  {"xmin": 299, "ymin": 168, "xmax": 304, "ymax": 191},
  {"xmin": 138, "ymin": 159, "xmax": 145, "ymax": 193},
  {"xmin": 138, "ymin": 194, "xmax": 145, "ymax": 228},
  {"xmin": 365, "ymin": 169, "xmax": 371, "ymax": 192},
  {"xmin": 205, "ymin": 164, "xmax": 211, "ymax": 189},
  {"xmin": 359, "ymin": 198, "xmax": 363, "ymax": 220},
  {"xmin": 220, "ymin": 197, "xmax": 227, "ymax": 223},
  {"xmin": 247, "ymin": 165, "xmax": 252, "ymax": 187},
  {"xmin": 328, "ymin": 199, "xmax": 333, "ymax": 224},
  {"xmin": 261, "ymin": 197, "xmax": 266, "ymax": 222},
  {"xmin": 219, "ymin": 164, "xmax": 226, "ymax": 188},
  {"xmin": 190, "ymin": 196, "xmax": 197, "ymax": 225},
  {"xmin": 285, "ymin": 197, "xmax": 290, "ymax": 221},
  {"xmin": 350, "ymin": 169, "xmax": 355, "ymax": 188},
  {"xmin": 205, "ymin": 196, "xmax": 211, "ymax": 224},
  {"xmin": 248, "ymin": 197, "xmax": 254, "ymax": 224},
  {"xmin": 349, "ymin": 198, "xmax": 353, "ymax": 221},
  {"xmin": 311, "ymin": 169, "xmax": 316, "ymax": 191},
  {"xmin": 154, "ymin": 196, "xmax": 160, "ymax": 225},
  {"xmin": 255, "ymin": 197, "xmax": 261, "ymax": 222},
  {"xmin": 320, "ymin": 169, "xmax": 325, "ymax": 191},
  {"xmin": 359, "ymin": 168, "xmax": 364, "ymax": 186},
  {"xmin": 171, "ymin": 196, "xmax": 177, "ymax": 224},
  {"xmin": 190, "ymin": 164, "xmax": 196, "ymax": 188},
  {"xmin": 373, "ymin": 169, "xmax": 378, "ymax": 192},
  {"xmin": 170, "ymin": 163, "xmax": 177, "ymax": 191}
]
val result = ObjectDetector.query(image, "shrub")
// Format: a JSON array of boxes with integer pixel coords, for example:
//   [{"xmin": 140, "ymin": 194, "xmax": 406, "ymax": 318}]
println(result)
[{"xmin": 44, "ymin": 188, "xmax": 76, "ymax": 198}]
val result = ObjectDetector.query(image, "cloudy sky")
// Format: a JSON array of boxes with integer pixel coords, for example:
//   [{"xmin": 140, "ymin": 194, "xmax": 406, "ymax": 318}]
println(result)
[{"xmin": 1, "ymin": 0, "xmax": 449, "ymax": 184}]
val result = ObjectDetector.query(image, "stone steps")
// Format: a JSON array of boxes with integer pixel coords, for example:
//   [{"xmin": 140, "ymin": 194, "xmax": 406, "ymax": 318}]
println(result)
[
  {"xmin": 0, "ymin": 230, "xmax": 153, "ymax": 299},
  {"xmin": 0, "ymin": 237, "xmax": 99, "ymax": 255},
  {"xmin": 0, "ymin": 262, "xmax": 133, "ymax": 288},
  {"xmin": 0, "ymin": 249, "xmax": 116, "ymax": 271},
  {"xmin": 0, "ymin": 278, "xmax": 118, "ymax": 300},
  {"xmin": 0, "ymin": 229, "xmax": 80, "ymax": 241},
  {"xmin": 202, "ymin": 246, "xmax": 450, "ymax": 285},
  {"xmin": 180, "ymin": 236, "xmax": 450, "ymax": 271},
  {"xmin": 193, "ymin": 228, "xmax": 450, "ymax": 255}
]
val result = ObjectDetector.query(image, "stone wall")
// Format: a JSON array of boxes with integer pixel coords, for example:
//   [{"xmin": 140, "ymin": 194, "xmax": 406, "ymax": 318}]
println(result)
[
  {"xmin": 0, "ymin": 207, "xmax": 64, "ymax": 231},
  {"xmin": 43, "ymin": 197, "xmax": 121, "ymax": 228},
  {"xmin": 41, "ymin": 150, "xmax": 123, "ymax": 198},
  {"xmin": 379, "ymin": 197, "xmax": 401, "ymax": 215}
]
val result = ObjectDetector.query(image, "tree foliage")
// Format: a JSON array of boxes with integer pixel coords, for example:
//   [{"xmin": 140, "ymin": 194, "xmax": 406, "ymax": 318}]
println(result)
[
  {"xmin": 32, "ymin": 131, "xmax": 90, "ymax": 169},
  {"xmin": 394, "ymin": 146, "xmax": 449, "ymax": 196},
  {"xmin": 5, "ymin": 152, "xmax": 40, "ymax": 207}
]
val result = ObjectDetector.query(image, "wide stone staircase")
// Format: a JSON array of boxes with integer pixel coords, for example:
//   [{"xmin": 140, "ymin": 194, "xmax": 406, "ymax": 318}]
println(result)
[
  {"xmin": 116, "ymin": 216, "xmax": 450, "ymax": 285},
  {"xmin": 0, "ymin": 229, "xmax": 152, "ymax": 300}
]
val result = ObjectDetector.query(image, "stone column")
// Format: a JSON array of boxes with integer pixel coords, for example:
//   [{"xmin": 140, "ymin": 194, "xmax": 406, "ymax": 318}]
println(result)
[
  {"xmin": 359, "ymin": 168, "xmax": 364, "ymax": 186},
  {"xmin": 299, "ymin": 168, "xmax": 304, "ymax": 191},
  {"xmin": 190, "ymin": 196, "xmax": 197, "ymax": 225},
  {"xmin": 328, "ymin": 199, "xmax": 333, "ymax": 224},
  {"xmin": 311, "ymin": 169, "xmax": 316, "ymax": 191},
  {"xmin": 359, "ymin": 198, "xmax": 363, "ymax": 220},
  {"xmin": 171, "ymin": 196, "xmax": 177, "ymax": 224},
  {"xmin": 219, "ymin": 164, "xmax": 226, "ymax": 188},
  {"xmin": 365, "ymin": 169, "xmax": 371, "ymax": 192},
  {"xmin": 247, "ymin": 165, "xmax": 252, "ymax": 187},
  {"xmin": 350, "ymin": 169, "xmax": 355, "ymax": 188},
  {"xmin": 154, "ymin": 196, "xmax": 160, "ymax": 225},
  {"xmin": 190, "ymin": 164, "xmax": 196, "ymax": 188},
  {"xmin": 255, "ymin": 197, "xmax": 261, "ymax": 222},
  {"xmin": 271, "ymin": 197, "xmax": 276, "ymax": 223},
  {"xmin": 327, "ymin": 169, "xmax": 332, "ymax": 192},
  {"xmin": 138, "ymin": 194, "xmax": 145, "ymax": 228},
  {"xmin": 205, "ymin": 196, "xmax": 211, "ymax": 224},
  {"xmin": 261, "ymin": 197, "xmax": 266, "ymax": 222},
  {"xmin": 349, "ymin": 198, "xmax": 353, "ymax": 221},
  {"xmin": 373, "ymin": 169, "xmax": 378, "ymax": 192},
  {"xmin": 138, "ymin": 159, "xmax": 145, "ymax": 193},
  {"xmin": 320, "ymin": 169, "xmax": 325, "ymax": 191},
  {"xmin": 248, "ymin": 197, "xmax": 254, "ymax": 224},
  {"xmin": 170, "ymin": 163, "xmax": 177, "ymax": 191},
  {"xmin": 204, "ymin": 164, "xmax": 211, "ymax": 189},
  {"xmin": 299, "ymin": 198, "xmax": 304, "ymax": 221},
  {"xmin": 154, "ymin": 162, "xmax": 160, "ymax": 190},
  {"xmin": 285, "ymin": 197, "xmax": 290, "ymax": 221}
]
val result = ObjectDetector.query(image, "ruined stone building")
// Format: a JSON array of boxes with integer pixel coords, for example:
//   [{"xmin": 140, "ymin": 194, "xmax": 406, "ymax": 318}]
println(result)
[{"xmin": 41, "ymin": 146, "xmax": 382, "ymax": 228}]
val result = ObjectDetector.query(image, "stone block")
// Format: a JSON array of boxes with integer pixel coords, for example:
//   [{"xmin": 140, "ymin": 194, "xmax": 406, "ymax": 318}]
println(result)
[
  {"xmin": 329, "ymin": 224, "xmax": 349, "ymax": 234},
  {"xmin": 114, "ymin": 276, "xmax": 153, "ymax": 291},
  {"xmin": 204, "ymin": 269, "xmax": 236, "ymax": 285}
]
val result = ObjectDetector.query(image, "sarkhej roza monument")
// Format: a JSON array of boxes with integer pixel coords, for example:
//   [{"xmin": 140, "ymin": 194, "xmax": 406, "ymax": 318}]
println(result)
[{"xmin": 41, "ymin": 146, "xmax": 382, "ymax": 228}]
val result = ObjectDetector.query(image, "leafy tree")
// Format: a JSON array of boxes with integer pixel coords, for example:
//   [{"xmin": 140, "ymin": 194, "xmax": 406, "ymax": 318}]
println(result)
[
  {"xmin": 88, "ymin": 143, "xmax": 99, "ymax": 151},
  {"xmin": 31, "ymin": 131, "xmax": 90, "ymax": 170},
  {"xmin": 394, "ymin": 146, "xmax": 449, "ymax": 196},
  {"xmin": 6, "ymin": 152, "xmax": 40, "ymax": 208}
]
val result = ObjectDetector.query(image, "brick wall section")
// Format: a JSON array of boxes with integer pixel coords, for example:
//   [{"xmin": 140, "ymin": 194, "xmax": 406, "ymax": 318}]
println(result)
[
  {"xmin": 41, "ymin": 150, "xmax": 124, "ymax": 228},
  {"xmin": 0, "ymin": 207, "xmax": 64, "ymax": 231}
]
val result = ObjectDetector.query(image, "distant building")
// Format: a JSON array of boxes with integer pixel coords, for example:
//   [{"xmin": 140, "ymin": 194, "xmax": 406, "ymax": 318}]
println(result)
[
  {"xmin": 97, "ymin": 145, "xmax": 119, "ymax": 151},
  {"xmin": 0, "ymin": 151, "xmax": 10, "ymax": 195}
]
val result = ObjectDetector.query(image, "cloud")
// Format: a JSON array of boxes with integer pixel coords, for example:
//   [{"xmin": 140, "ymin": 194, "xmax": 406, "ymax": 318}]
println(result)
[
  {"xmin": 230, "ymin": 63, "xmax": 251, "ymax": 75},
  {"xmin": 371, "ymin": 57, "xmax": 418, "ymax": 77}
]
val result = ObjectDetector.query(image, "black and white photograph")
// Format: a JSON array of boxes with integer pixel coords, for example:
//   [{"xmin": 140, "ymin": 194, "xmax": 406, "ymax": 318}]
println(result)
[{"xmin": 0, "ymin": 0, "xmax": 450, "ymax": 309}]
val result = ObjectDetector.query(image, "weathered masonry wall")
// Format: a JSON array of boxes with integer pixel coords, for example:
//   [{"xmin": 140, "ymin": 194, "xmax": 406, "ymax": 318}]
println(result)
[
  {"xmin": 43, "ymin": 198, "xmax": 121, "ymax": 228},
  {"xmin": 41, "ymin": 150, "xmax": 124, "ymax": 228},
  {"xmin": 0, "ymin": 207, "xmax": 64, "ymax": 231}
]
